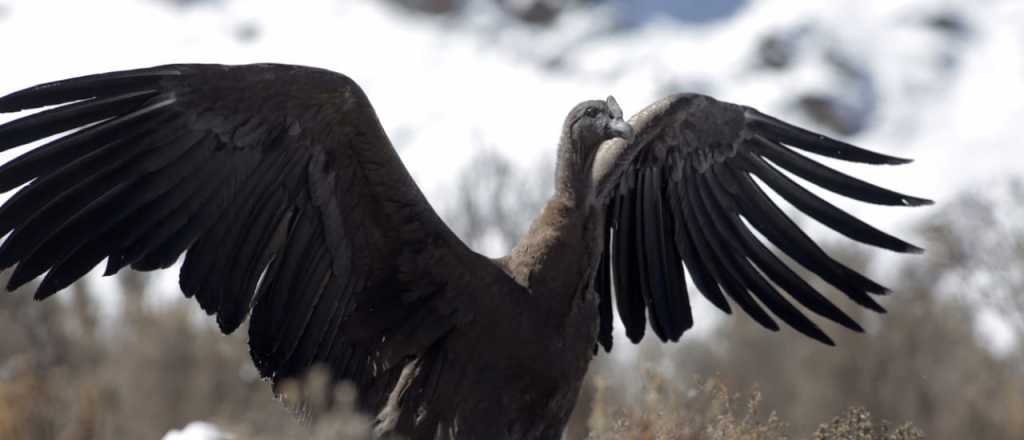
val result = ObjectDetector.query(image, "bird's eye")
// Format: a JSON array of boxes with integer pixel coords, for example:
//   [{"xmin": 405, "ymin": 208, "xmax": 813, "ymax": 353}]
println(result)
[{"xmin": 585, "ymin": 107, "xmax": 599, "ymax": 118}]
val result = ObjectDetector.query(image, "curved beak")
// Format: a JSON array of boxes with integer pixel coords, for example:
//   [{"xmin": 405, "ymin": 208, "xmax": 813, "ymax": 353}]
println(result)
[
  {"xmin": 607, "ymin": 118, "xmax": 635, "ymax": 143},
  {"xmin": 605, "ymin": 96, "xmax": 634, "ymax": 142}
]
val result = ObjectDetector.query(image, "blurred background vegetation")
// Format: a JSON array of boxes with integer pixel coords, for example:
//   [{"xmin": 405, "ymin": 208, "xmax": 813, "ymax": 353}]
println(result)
[
  {"xmin": 1, "ymin": 0, "xmax": 1023, "ymax": 439},
  {"xmin": 5, "ymin": 151, "xmax": 1023, "ymax": 439}
]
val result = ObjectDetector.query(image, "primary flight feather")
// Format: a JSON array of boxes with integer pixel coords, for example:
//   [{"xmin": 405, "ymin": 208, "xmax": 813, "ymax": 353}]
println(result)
[{"xmin": 0, "ymin": 64, "xmax": 930, "ymax": 439}]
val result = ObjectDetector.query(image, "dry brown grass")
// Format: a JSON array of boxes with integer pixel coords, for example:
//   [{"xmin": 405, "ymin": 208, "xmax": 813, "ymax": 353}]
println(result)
[
  {"xmin": 812, "ymin": 407, "xmax": 923, "ymax": 440},
  {"xmin": 582, "ymin": 371, "xmax": 921, "ymax": 440}
]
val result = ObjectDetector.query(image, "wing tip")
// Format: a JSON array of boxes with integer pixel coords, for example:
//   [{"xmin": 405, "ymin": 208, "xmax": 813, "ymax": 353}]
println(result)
[
  {"xmin": 817, "ymin": 333, "xmax": 837, "ymax": 346},
  {"xmin": 32, "ymin": 274, "xmax": 63, "ymax": 301},
  {"xmin": 828, "ymin": 311, "xmax": 865, "ymax": 334},
  {"xmin": 856, "ymin": 152, "xmax": 914, "ymax": 166},
  {"xmin": 845, "ymin": 284, "xmax": 890, "ymax": 310},
  {"xmin": 869, "ymin": 284, "xmax": 892, "ymax": 296},
  {"xmin": 0, "ymin": 85, "xmax": 59, "ymax": 113},
  {"xmin": 33, "ymin": 286, "xmax": 57, "ymax": 301},
  {"xmin": 761, "ymin": 317, "xmax": 781, "ymax": 332},
  {"xmin": 902, "ymin": 243, "xmax": 926, "ymax": 254},
  {"xmin": 797, "ymin": 319, "xmax": 837, "ymax": 346},
  {"xmin": 848, "ymin": 321, "xmax": 865, "ymax": 334},
  {"xmin": 902, "ymin": 196, "xmax": 934, "ymax": 207},
  {"xmin": 625, "ymin": 326, "xmax": 645, "ymax": 344},
  {"xmin": 0, "ymin": 87, "xmax": 48, "ymax": 113},
  {"xmin": 217, "ymin": 313, "xmax": 244, "ymax": 335},
  {"xmin": 0, "ymin": 95, "xmax": 23, "ymax": 113},
  {"xmin": 0, "ymin": 67, "xmax": 180, "ymax": 113},
  {"xmin": 5, "ymin": 268, "xmax": 34, "ymax": 294},
  {"xmin": 866, "ymin": 301, "xmax": 888, "ymax": 313},
  {"xmin": 883, "ymin": 156, "xmax": 914, "ymax": 165},
  {"xmin": 746, "ymin": 109, "xmax": 918, "ymax": 166}
]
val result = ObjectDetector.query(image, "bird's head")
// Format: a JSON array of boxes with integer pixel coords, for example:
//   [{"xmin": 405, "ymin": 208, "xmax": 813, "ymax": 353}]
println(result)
[
  {"xmin": 564, "ymin": 96, "xmax": 635, "ymax": 151},
  {"xmin": 556, "ymin": 96, "xmax": 635, "ymax": 203}
]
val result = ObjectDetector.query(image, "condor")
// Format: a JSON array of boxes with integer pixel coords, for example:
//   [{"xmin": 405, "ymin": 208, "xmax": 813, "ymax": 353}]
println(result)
[{"xmin": 0, "ymin": 64, "xmax": 929, "ymax": 439}]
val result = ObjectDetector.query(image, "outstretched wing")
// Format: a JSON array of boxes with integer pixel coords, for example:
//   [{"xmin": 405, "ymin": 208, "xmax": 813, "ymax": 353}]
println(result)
[
  {"xmin": 0, "ymin": 64, "xmax": 482, "ymax": 420},
  {"xmin": 594, "ymin": 93, "xmax": 930, "ymax": 350}
]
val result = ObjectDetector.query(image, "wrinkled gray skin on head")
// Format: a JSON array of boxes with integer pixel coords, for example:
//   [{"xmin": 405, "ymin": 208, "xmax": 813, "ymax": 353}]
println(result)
[
  {"xmin": 557, "ymin": 96, "xmax": 634, "ymax": 204},
  {"xmin": 564, "ymin": 96, "xmax": 634, "ymax": 149}
]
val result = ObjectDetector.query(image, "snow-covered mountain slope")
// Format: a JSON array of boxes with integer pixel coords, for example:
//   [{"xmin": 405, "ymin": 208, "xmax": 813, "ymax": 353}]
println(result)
[{"xmin": 3, "ymin": 0, "xmax": 1019, "ymax": 244}]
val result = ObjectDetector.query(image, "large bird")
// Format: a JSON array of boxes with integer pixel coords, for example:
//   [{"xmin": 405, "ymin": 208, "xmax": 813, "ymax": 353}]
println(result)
[{"xmin": 0, "ymin": 64, "xmax": 928, "ymax": 439}]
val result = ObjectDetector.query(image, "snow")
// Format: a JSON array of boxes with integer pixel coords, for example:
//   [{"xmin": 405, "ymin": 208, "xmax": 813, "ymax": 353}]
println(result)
[
  {"xmin": 2, "ymin": 0, "xmax": 1018, "ymax": 235},
  {"xmin": 161, "ymin": 421, "xmax": 228, "ymax": 440},
  {"xmin": 0, "ymin": 0, "xmax": 1021, "ymax": 344}
]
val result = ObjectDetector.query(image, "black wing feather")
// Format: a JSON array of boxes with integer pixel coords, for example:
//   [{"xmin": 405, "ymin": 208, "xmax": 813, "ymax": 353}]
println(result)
[
  {"xmin": 0, "ymin": 90, "xmax": 159, "ymax": 151},
  {"xmin": 637, "ymin": 167, "xmax": 671, "ymax": 340},
  {"xmin": 600, "ymin": 93, "xmax": 929, "ymax": 346},
  {"xmin": 741, "ymin": 152, "xmax": 922, "ymax": 253},
  {"xmin": 274, "ymin": 243, "xmax": 332, "ymax": 376},
  {"xmin": 722, "ymin": 162, "xmax": 888, "ymax": 311},
  {"xmin": 0, "ymin": 104, "xmax": 168, "ymax": 193},
  {"xmin": 217, "ymin": 187, "xmax": 292, "ymax": 331},
  {"xmin": 595, "ymin": 228, "xmax": 614, "ymax": 352},
  {"xmin": 684, "ymin": 172, "xmax": 779, "ymax": 331},
  {"xmin": 249, "ymin": 207, "xmax": 320, "ymax": 367},
  {"xmin": 200, "ymin": 150, "xmax": 300, "ymax": 318},
  {"xmin": 0, "ymin": 69, "xmax": 177, "ymax": 112},
  {"xmin": 0, "ymin": 64, "xmax": 482, "ymax": 435},
  {"xmin": 744, "ymin": 109, "xmax": 911, "ymax": 165},
  {"xmin": 704, "ymin": 168, "xmax": 863, "ymax": 332},
  {"xmin": 654, "ymin": 167, "xmax": 691, "ymax": 339},
  {"xmin": 0, "ymin": 109, "xmax": 175, "ymax": 244},
  {"xmin": 642, "ymin": 167, "xmax": 677, "ymax": 339},
  {"xmin": 754, "ymin": 135, "xmax": 931, "ymax": 207},
  {"xmin": 130, "ymin": 149, "xmax": 258, "ymax": 271},
  {"xmin": 610, "ymin": 186, "xmax": 646, "ymax": 343},
  {"xmin": 16, "ymin": 129, "xmax": 209, "ymax": 282},
  {"xmin": 695, "ymin": 175, "xmax": 833, "ymax": 344},
  {"xmin": 667, "ymin": 182, "xmax": 730, "ymax": 314},
  {"xmin": 102, "ymin": 141, "xmax": 222, "ymax": 274}
]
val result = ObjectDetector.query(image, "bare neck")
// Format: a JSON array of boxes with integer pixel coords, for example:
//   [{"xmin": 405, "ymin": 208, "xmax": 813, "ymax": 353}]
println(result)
[
  {"xmin": 554, "ymin": 131, "xmax": 594, "ymax": 207},
  {"xmin": 506, "ymin": 160, "xmax": 604, "ymax": 319}
]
